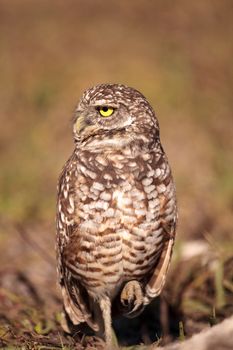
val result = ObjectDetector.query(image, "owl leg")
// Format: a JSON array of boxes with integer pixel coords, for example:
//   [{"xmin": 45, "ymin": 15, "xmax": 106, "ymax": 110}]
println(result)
[
  {"xmin": 99, "ymin": 296, "xmax": 113, "ymax": 347},
  {"xmin": 120, "ymin": 280, "xmax": 144, "ymax": 318}
]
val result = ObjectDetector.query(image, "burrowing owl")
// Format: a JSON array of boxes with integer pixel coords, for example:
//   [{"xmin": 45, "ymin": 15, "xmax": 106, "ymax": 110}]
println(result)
[{"xmin": 56, "ymin": 84, "xmax": 177, "ymax": 346}]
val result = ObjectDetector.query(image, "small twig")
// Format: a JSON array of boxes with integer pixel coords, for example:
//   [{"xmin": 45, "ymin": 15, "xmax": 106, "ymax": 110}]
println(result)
[
  {"xmin": 16, "ymin": 223, "xmax": 55, "ymax": 266},
  {"xmin": 17, "ymin": 271, "xmax": 44, "ymax": 306},
  {"xmin": 178, "ymin": 321, "xmax": 185, "ymax": 341}
]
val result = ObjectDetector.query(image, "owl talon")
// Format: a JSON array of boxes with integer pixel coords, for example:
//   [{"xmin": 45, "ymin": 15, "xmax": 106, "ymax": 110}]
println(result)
[{"xmin": 120, "ymin": 280, "xmax": 144, "ymax": 318}]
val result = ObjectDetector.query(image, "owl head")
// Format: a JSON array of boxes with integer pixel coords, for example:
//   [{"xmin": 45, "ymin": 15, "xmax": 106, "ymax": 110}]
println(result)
[{"xmin": 73, "ymin": 84, "xmax": 159, "ymax": 147}]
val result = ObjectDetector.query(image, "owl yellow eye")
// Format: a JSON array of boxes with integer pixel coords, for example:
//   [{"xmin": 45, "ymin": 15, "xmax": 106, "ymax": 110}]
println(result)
[{"xmin": 98, "ymin": 106, "xmax": 114, "ymax": 117}]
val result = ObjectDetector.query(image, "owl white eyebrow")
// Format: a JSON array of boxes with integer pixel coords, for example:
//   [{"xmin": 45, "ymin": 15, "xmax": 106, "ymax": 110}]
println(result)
[{"xmin": 91, "ymin": 99, "xmax": 109, "ymax": 105}]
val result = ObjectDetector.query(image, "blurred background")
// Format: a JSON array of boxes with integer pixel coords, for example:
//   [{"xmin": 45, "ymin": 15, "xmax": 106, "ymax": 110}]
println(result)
[{"xmin": 0, "ymin": 0, "xmax": 232, "ymax": 347}]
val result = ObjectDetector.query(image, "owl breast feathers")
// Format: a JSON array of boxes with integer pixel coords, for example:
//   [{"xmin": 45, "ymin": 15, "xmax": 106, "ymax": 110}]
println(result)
[{"xmin": 56, "ymin": 83, "xmax": 177, "ymax": 345}]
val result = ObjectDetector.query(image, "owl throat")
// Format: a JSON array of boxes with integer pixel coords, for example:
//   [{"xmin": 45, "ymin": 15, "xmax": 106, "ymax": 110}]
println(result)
[{"xmin": 76, "ymin": 128, "xmax": 159, "ymax": 153}]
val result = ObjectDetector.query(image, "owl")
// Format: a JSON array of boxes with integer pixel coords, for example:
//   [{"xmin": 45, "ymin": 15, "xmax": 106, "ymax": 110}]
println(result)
[{"xmin": 56, "ymin": 84, "xmax": 177, "ymax": 346}]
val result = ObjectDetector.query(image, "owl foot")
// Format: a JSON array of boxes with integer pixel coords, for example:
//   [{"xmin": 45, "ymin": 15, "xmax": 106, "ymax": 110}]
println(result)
[{"xmin": 120, "ymin": 280, "xmax": 144, "ymax": 318}]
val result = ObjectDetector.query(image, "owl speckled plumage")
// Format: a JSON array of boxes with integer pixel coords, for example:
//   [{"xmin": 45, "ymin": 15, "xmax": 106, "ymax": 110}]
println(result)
[{"xmin": 56, "ymin": 84, "xmax": 177, "ymax": 346}]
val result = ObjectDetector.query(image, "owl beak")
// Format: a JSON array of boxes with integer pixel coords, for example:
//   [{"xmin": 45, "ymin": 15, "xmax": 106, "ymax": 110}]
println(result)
[
  {"xmin": 75, "ymin": 115, "xmax": 87, "ymax": 134},
  {"xmin": 74, "ymin": 115, "xmax": 98, "ymax": 138}
]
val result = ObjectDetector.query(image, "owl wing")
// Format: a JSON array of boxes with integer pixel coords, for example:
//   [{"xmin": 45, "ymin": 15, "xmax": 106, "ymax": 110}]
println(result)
[
  {"xmin": 144, "ymin": 152, "xmax": 177, "ymax": 304},
  {"xmin": 56, "ymin": 154, "xmax": 99, "ymax": 331}
]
